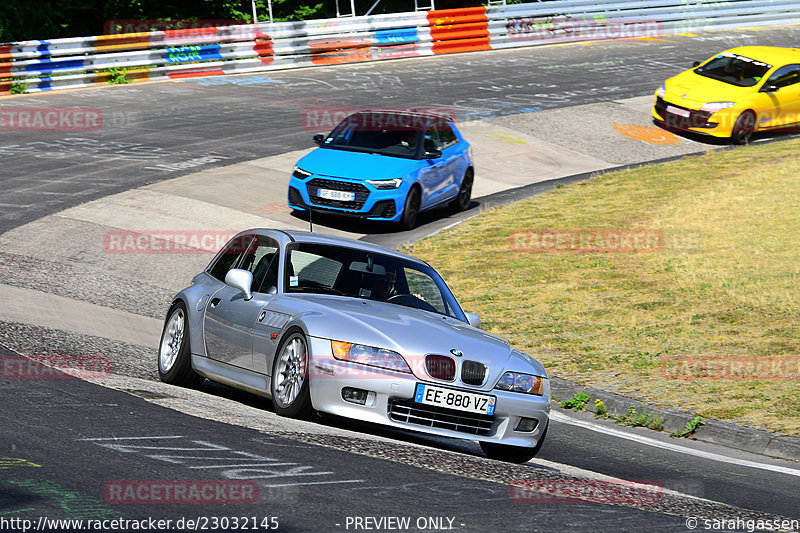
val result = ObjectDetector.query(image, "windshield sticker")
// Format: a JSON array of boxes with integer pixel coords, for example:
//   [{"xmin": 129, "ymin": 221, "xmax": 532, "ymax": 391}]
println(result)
[
  {"xmin": 289, "ymin": 275, "xmax": 299, "ymax": 287},
  {"xmin": 720, "ymin": 51, "xmax": 771, "ymax": 68}
]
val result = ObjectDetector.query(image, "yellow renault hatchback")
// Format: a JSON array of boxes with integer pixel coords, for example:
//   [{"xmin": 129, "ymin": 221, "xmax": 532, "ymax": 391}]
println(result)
[{"xmin": 653, "ymin": 46, "xmax": 800, "ymax": 144}]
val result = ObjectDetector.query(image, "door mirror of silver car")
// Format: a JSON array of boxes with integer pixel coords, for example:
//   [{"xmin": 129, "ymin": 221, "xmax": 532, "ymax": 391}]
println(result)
[
  {"xmin": 224, "ymin": 269, "xmax": 253, "ymax": 301},
  {"xmin": 423, "ymin": 149, "xmax": 442, "ymax": 159},
  {"xmin": 465, "ymin": 312, "xmax": 481, "ymax": 328}
]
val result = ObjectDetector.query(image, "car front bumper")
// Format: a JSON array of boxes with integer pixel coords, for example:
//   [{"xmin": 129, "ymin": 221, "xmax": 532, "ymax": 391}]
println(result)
[
  {"xmin": 306, "ymin": 337, "xmax": 550, "ymax": 449},
  {"xmin": 288, "ymin": 175, "xmax": 408, "ymax": 222},
  {"xmin": 652, "ymin": 95, "xmax": 736, "ymax": 138}
]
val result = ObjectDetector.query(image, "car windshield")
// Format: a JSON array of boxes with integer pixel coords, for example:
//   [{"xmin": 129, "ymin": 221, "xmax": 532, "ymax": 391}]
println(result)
[
  {"xmin": 284, "ymin": 242, "xmax": 467, "ymax": 321},
  {"xmin": 695, "ymin": 52, "xmax": 772, "ymax": 87},
  {"xmin": 321, "ymin": 112, "xmax": 426, "ymax": 159}
]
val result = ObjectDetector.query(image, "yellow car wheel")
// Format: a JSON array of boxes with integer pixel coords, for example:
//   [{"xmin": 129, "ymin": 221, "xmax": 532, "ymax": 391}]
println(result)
[{"xmin": 731, "ymin": 110, "xmax": 756, "ymax": 145}]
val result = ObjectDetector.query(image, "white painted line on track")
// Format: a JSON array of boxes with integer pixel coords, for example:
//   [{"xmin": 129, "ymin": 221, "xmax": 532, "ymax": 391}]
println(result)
[
  {"xmin": 260, "ymin": 480, "xmax": 365, "ymax": 488},
  {"xmin": 550, "ymin": 411, "xmax": 800, "ymax": 478}
]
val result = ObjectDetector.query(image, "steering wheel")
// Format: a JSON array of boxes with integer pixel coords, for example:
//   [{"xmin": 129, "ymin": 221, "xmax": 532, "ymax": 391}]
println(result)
[{"xmin": 387, "ymin": 293, "xmax": 438, "ymax": 313}]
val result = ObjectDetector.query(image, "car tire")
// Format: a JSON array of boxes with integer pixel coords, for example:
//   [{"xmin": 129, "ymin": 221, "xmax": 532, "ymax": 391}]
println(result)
[
  {"xmin": 730, "ymin": 110, "xmax": 756, "ymax": 145},
  {"xmin": 158, "ymin": 301, "xmax": 204, "ymax": 388},
  {"xmin": 399, "ymin": 187, "xmax": 421, "ymax": 231},
  {"xmin": 450, "ymin": 168, "xmax": 473, "ymax": 212},
  {"xmin": 480, "ymin": 423, "xmax": 548, "ymax": 464},
  {"xmin": 270, "ymin": 328, "xmax": 313, "ymax": 418}
]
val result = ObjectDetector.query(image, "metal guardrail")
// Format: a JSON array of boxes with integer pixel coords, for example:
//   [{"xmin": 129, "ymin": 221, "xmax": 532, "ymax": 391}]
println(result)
[{"xmin": 1, "ymin": 1, "xmax": 798, "ymax": 94}]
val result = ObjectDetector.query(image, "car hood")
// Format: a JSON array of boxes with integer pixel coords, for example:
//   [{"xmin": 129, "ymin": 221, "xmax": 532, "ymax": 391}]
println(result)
[
  {"xmin": 269, "ymin": 294, "xmax": 547, "ymax": 386},
  {"xmin": 664, "ymin": 70, "xmax": 753, "ymax": 108},
  {"xmin": 297, "ymin": 147, "xmax": 419, "ymax": 180}
]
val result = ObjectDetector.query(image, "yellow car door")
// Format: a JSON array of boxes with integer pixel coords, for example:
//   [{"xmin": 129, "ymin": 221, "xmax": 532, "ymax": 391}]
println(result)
[{"xmin": 758, "ymin": 64, "xmax": 800, "ymax": 129}]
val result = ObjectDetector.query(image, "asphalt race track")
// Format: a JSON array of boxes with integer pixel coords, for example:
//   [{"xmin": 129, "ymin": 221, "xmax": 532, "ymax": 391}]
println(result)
[{"xmin": 2, "ymin": 25, "xmax": 800, "ymax": 533}]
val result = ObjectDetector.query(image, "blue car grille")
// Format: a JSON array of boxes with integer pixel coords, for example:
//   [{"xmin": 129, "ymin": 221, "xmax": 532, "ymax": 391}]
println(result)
[
  {"xmin": 388, "ymin": 397, "xmax": 494, "ymax": 436},
  {"xmin": 307, "ymin": 178, "xmax": 369, "ymax": 210}
]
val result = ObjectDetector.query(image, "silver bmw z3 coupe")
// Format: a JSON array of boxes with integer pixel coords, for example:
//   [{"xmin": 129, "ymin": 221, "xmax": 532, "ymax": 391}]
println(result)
[{"xmin": 158, "ymin": 229, "xmax": 549, "ymax": 463}]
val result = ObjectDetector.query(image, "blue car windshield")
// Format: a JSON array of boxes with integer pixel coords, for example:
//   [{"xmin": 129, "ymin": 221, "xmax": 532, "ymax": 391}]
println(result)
[
  {"xmin": 322, "ymin": 113, "xmax": 424, "ymax": 159},
  {"xmin": 284, "ymin": 242, "xmax": 467, "ymax": 321},
  {"xmin": 695, "ymin": 52, "xmax": 772, "ymax": 87}
]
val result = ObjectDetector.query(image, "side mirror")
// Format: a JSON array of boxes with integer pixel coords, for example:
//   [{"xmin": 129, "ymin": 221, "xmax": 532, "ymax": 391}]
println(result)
[
  {"xmin": 224, "ymin": 269, "xmax": 253, "ymax": 301},
  {"xmin": 423, "ymin": 149, "xmax": 442, "ymax": 159},
  {"xmin": 313, "ymin": 134, "xmax": 325, "ymax": 145},
  {"xmin": 761, "ymin": 84, "xmax": 779, "ymax": 93},
  {"xmin": 465, "ymin": 312, "xmax": 481, "ymax": 328},
  {"xmin": 692, "ymin": 61, "xmax": 700, "ymax": 68}
]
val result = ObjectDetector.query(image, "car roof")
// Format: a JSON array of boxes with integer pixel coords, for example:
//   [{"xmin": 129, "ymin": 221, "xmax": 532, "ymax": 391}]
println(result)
[
  {"xmin": 250, "ymin": 228, "xmax": 430, "ymax": 266},
  {"xmin": 723, "ymin": 46, "xmax": 800, "ymax": 65},
  {"xmin": 348, "ymin": 109, "xmax": 455, "ymax": 123}
]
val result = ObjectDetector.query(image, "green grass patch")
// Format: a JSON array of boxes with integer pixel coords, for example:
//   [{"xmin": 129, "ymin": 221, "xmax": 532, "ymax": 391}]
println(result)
[{"xmin": 412, "ymin": 140, "xmax": 800, "ymax": 436}]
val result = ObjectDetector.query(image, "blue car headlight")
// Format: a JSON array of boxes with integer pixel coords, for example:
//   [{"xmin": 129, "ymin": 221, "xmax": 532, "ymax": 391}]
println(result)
[
  {"xmin": 331, "ymin": 341, "xmax": 412, "ymax": 373},
  {"xmin": 293, "ymin": 166, "xmax": 312, "ymax": 180},
  {"xmin": 495, "ymin": 372, "xmax": 545, "ymax": 395},
  {"xmin": 366, "ymin": 178, "xmax": 403, "ymax": 190}
]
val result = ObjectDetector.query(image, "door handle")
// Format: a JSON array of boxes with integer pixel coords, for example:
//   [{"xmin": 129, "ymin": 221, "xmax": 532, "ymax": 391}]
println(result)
[{"xmin": 209, "ymin": 298, "xmax": 221, "ymax": 308}]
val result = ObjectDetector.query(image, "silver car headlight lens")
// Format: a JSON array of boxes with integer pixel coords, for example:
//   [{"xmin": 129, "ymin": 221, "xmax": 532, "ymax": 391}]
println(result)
[
  {"xmin": 700, "ymin": 101, "xmax": 736, "ymax": 113},
  {"xmin": 292, "ymin": 166, "xmax": 312, "ymax": 180},
  {"xmin": 331, "ymin": 341, "xmax": 412, "ymax": 373},
  {"xmin": 366, "ymin": 178, "xmax": 403, "ymax": 190},
  {"xmin": 495, "ymin": 372, "xmax": 545, "ymax": 395},
  {"xmin": 656, "ymin": 84, "xmax": 665, "ymax": 98}
]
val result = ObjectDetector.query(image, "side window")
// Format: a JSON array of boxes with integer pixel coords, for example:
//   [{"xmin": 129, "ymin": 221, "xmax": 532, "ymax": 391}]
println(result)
[
  {"xmin": 208, "ymin": 234, "xmax": 256, "ymax": 282},
  {"xmin": 436, "ymin": 122, "xmax": 458, "ymax": 149},
  {"xmin": 766, "ymin": 64, "xmax": 800, "ymax": 89},
  {"xmin": 208, "ymin": 234, "xmax": 279, "ymax": 293},
  {"xmin": 422, "ymin": 127, "xmax": 440, "ymax": 152},
  {"xmin": 249, "ymin": 239, "xmax": 279, "ymax": 294}
]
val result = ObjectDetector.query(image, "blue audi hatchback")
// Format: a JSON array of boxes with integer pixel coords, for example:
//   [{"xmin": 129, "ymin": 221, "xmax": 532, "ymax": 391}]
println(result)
[{"xmin": 287, "ymin": 110, "xmax": 474, "ymax": 230}]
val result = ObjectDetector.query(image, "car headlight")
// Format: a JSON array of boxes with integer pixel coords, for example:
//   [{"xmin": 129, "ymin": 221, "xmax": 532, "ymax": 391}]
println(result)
[
  {"xmin": 331, "ymin": 341, "xmax": 412, "ymax": 373},
  {"xmin": 292, "ymin": 166, "xmax": 312, "ymax": 180},
  {"xmin": 700, "ymin": 102, "xmax": 736, "ymax": 113},
  {"xmin": 495, "ymin": 372, "xmax": 545, "ymax": 395},
  {"xmin": 656, "ymin": 83, "xmax": 665, "ymax": 98},
  {"xmin": 366, "ymin": 178, "xmax": 403, "ymax": 190}
]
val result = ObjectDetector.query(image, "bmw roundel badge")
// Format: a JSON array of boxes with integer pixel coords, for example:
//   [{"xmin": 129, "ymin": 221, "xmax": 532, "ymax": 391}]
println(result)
[{"xmin": 450, "ymin": 349, "xmax": 463, "ymax": 357}]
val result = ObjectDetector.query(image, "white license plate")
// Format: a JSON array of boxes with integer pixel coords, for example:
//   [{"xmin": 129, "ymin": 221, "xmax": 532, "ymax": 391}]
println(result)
[
  {"xmin": 414, "ymin": 383, "xmax": 496, "ymax": 416},
  {"xmin": 666, "ymin": 105, "xmax": 690, "ymax": 118},
  {"xmin": 318, "ymin": 188, "xmax": 355, "ymax": 202}
]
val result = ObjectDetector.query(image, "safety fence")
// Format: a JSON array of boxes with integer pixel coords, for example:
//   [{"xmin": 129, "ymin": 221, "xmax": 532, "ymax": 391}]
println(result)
[{"xmin": 1, "ymin": 0, "xmax": 799, "ymax": 95}]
